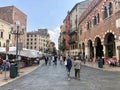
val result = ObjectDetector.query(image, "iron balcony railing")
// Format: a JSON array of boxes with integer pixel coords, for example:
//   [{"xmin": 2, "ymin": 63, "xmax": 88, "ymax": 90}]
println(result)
[{"xmin": 69, "ymin": 27, "xmax": 78, "ymax": 35}]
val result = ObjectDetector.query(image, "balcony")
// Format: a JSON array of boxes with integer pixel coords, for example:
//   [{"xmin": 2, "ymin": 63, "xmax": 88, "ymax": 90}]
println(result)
[
  {"xmin": 69, "ymin": 28, "xmax": 78, "ymax": 35},
  {"xmin": 69, "ymin": 38, "xmax": 78, "ymax": 44},
  {"xmin": 62, "ymin": 31, "xmax": 66, "ymax": 34}
]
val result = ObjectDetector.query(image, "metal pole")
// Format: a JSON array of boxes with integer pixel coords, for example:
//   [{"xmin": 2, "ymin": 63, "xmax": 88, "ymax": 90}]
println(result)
[
  {"xmin": 4, "ymin": 52, "xmax": 7, "ymax": 80},
  {"xmin": 16, "ymin": 30, "xmax": 18, "ymax": 61},
  {"xmin": 16, "ymin": 26, "xmax": 19, "ymax": 76},
  {"xmin": 4, "ymin": 40, "xmax": 9, "ymax": 80},
  {"xmin": 18, "ymin": 51, "xmax": 21, "ymax": 73},
  {"xmin": 10, "ymin": 21, "xmax": 24, "ymax": 77}
]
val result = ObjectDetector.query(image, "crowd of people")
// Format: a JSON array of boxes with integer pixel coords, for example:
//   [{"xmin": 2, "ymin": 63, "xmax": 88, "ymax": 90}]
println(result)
[{"xmin": 43, "ymin": 54, "xmax": 82, "ymax": 81}]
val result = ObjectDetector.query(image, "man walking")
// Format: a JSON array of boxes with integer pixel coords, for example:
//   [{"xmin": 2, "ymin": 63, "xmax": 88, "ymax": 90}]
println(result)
[
  {"xmin": 73, "ymin": 56, "xmax": 82, "ymax": 80},
  {"xmin": 45, "ymin": 55, "xmax": 48, "ymax": 65}
]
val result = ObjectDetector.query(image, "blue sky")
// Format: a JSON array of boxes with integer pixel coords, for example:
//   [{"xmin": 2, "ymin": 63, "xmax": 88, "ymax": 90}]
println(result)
[{"xmin": 0, "ymin": 0, "xmax": 85, "ymax": 49}]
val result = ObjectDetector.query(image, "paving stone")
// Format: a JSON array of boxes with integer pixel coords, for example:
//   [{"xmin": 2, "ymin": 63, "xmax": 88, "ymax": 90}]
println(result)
[{"xmin": 0, "ymin": 61, "xmax": 120, "ymax": 90}]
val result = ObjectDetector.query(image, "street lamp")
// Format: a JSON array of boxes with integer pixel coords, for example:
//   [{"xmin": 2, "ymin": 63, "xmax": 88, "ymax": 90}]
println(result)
[{"xmin": 10, "ymin": 21, "xmax": 25, "ymax": 65}]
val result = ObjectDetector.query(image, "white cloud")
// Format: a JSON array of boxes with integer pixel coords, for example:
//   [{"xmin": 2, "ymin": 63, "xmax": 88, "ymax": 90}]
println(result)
[{"xmin": 48, "ymin": 26, "xmax": 60, "ymax": 50}]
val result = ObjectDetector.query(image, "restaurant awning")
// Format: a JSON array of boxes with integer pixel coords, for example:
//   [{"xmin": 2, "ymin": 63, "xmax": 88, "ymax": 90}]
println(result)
[{"xmin": 0, "ymin": 47, "xmax": 43, "ymax": 58}]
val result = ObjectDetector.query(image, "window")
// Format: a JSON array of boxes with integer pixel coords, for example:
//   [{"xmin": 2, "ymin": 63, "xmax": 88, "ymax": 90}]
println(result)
[
  {"xmin": 93, "ymin": 16, "xmax": 97, "ymax": 25},
  {"xmin": 0, "ymin": 32, "xmax": 3, "ymax": 38},
  {"xmin": 109, "ymin": 2, "xmax": 113, "ymax": 16},
  {"xmin": 44, "ymin": 43, "xmax": 45, "ymax": 46},
  {"xmin": 9, "ymin": 34, "xmax": 11, "ymax": 39},
  {"xmin": 104, "ymin": 6, "xmax": 108, "ymax": 19},
  {"xmin": 89, "ymin": 21, "xmax": 92, "ymax": 28},
  {"xmin": 87, "ymin": 22, "xmax": 89, "ymax": 30},
  {"xmin": 80, "ymin": 29, "xmax": 82, "ymax": 35},
  {"xmin": 97, "ymin": 13, "xmax": 100, "ymax": 23},
  {"xmin": 70, "ymin": 21, "xmax": 72, "ymax": 28},
  {"xmin": 3, "ymin": 43, "xmax": 5, "ymax": 47}
]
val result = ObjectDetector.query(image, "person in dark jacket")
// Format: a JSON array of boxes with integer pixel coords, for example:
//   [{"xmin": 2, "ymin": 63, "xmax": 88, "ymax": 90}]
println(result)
[
  {"xmin": 66, "ymin": 55, "xmax": 72, "ymax": 80},
  {"xmin": 54, "ymin": 55, "xmax": 57, "ymax": 65},
  {"xmin": 44, "ymin": 55, "xmax": 48, "ymax": 65}
]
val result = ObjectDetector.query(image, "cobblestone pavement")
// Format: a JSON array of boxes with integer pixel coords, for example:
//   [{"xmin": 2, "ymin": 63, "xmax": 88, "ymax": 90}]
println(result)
[{"xmin": 0, "ymin": 62, "xmax": 120, "ymax": 90}]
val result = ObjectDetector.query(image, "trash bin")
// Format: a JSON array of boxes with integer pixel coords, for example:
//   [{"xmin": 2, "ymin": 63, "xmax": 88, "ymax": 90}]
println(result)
[
  {"xmin": 10, "ymin": 63, "xmax": 18, "ymax": 78},
  {"xmin": 98, "ymin": 58, "xmax": 103, "ymax": 68}
]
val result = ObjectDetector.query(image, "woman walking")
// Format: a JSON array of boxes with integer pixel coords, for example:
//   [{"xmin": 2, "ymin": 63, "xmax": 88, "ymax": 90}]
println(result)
[{"xmin": 60, "ymin": 55, "xmax": 63, "ymax": 65}]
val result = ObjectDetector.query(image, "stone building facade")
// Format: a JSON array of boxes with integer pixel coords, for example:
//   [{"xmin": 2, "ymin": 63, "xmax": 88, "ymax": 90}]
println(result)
[
  {"xmin": 0, "ymin": 19, "xmax": 12, "ymax": 47},
  {"xmin": 63, "ymin": 12, "xmax": 70, "ymax": 56},
  {"xmin": 58, "ymin": 25, "xmax": 66, "ymax": 55},
  {"xmin": 69, "ymin": 0, "xmax": 93, "ymax": 56},
  {"xmin": 78, "ymin": 0, "xmax": 120, "ymax": 61},
  {"xmin": 26, "ymin": 29, "xmax": 50, "ymax": 53},
  {"xmin": 61, "ymin": 0, "xmax": 92, "ymax": 56},
  {"xmin": 0, "ymin": 6, "xmax": 27, "ymax": 48}
]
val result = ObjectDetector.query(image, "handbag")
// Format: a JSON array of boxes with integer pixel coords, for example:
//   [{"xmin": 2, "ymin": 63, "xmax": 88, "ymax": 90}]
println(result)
[{"xmin": 64, "ymin": 60, "xmax": 67, "ymax": 65}]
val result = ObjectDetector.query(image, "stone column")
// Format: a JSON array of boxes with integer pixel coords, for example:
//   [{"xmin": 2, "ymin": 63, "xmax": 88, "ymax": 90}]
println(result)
[
  {"xmin": 85, "ymin": 42, "xmax": 90, "ymax": 62},
  {"xmin": 115, "ymin": 39, "xmax": 120, "ymax": 61},
  {"xmin": 85, "ymin": 43, "xmax": 89, "ymax": 57},
  {"xmin": 101, "ymin": 39, "xmax": 105, "ymax": 58},
  {"xmin": 93, "ymin": 42, "xmax": 96, "ymax": 62},
  {"xmin": 94, "ymin": 46, "xmax": 96, "ymax": 62}
]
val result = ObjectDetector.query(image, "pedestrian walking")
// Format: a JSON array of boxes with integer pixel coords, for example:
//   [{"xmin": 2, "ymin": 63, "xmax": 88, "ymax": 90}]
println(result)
[
  {"xmin": 48, "ymin": 55, "xmax": 52, "ymax": 65},
  {"xmin": 63, "ymin": 55, "xmax": 66, "ymax": 62},
  {"xmin": 65, "ymin": 55, "xmax": 72, "ymax": 80},
  {"xmin": 73, "ymin": 56, "xmax": 82, "ymax": 80},
  {"xmin": 59, "ymin": 55, "xmax": 63, "ymax": 65},
  {"xmin": 44, "ymin": 55, "xmax": 48, "ymax": 65},
  {"xmin": 83, "ymin": 56, "xmax": 86, "ymax": 64},
  {"xmin": 0, "ymin": 58, "xmax": 3, "ymax": 74},
  {"xmin": 54, "ymin": 55, "xmax": 57, "ymax": 65},
  {"xmin": 6, "ymin": 60, "xmax": 10, "ymax": 71}
]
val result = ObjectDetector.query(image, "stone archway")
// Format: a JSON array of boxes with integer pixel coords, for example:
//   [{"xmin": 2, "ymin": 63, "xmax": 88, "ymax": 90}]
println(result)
[
  {"xmin": 104, "ymin": 33, "xmax": 116, "ymax": 58},
  {"xmin": 95, "ymin": 37, "xmax": 103, "ymax": 58},
  {"xmin": 88, "ymin": 40, "xmax": 94, "ymax": 58}
]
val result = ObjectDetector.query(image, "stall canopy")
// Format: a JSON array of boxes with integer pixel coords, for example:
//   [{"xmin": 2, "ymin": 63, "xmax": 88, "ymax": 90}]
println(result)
[{"xmin": 0, "ymin": 47, "xmax": 43, "ymax": 58}]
